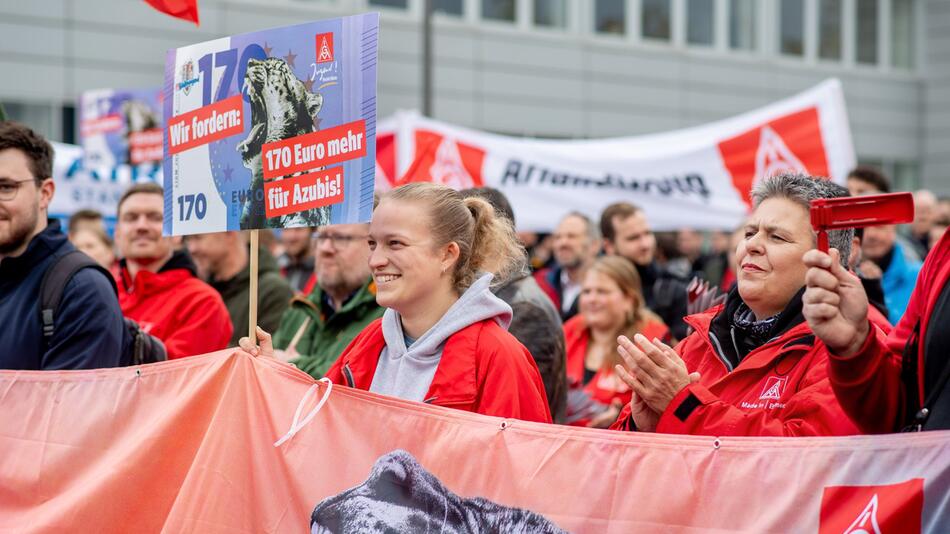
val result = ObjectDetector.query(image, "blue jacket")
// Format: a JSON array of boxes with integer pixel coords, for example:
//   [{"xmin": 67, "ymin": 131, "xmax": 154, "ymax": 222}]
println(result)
[
  {"xmin": 0, "ymin": 220, "xmax": 124, "ymax": 370},
  {"xmin": 882, "ymin": 241, "xmax": 923, "ymax": 325}
]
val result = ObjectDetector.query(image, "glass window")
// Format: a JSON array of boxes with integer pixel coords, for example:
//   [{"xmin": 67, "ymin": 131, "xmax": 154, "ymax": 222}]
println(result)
[
  {"xmin": 482, "ymin": 0, "xmax": 516, "ymax": 21},
  {"xmin": 62, "ymin": 105, "xmax": 76, "ymax": 145},
  {"xmin": 818, "ymin": 0, "xmax": 842, "ymax": 60},
  {"xmin": 434, "ymin": 0, "xmax": 463, "ymax": 16},
  {"xmin": 856, "ymin": 0, "xmax": 878, "ymax": 64},
  {"xmin": 642, "ymin": 0, "xmax": 671, "ymax": 40},
  {"xmin": 595, "ymin": 0, "xmax": 625, "ymax": 35},
  {"xmin": 780, "ymin": 0, "xmax": 804, "ymax": 55},
  {"xmin": 687, "ymin": 0, "xmax": 714, "ymax": 45},
  {"xmin": 369, "ymin": 0, "xmax": 408, "ymax": 8},
  {"xmin": 535, "ymin": 0, "xmax": 567, "ymax": 28},
  {"xmin": 1, "ymin": 102, "xmax": 55, "ymax": 141},
  {"xmin": 730, "ymin": 0, "xmax": 756, "ymax": 50},
  {"xmin": 893, "ymin": 160, "xmax": 920, "ymax": 191},
  {"xmin": 891, "ymin": 0, "xmax": 915, "ymax": 68}
]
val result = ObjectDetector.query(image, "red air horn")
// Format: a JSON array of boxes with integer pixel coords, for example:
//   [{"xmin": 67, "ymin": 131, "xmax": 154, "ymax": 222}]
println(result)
[{"xmin": 810, "ymin": 192, "xmax": 915, "ymax": 253}]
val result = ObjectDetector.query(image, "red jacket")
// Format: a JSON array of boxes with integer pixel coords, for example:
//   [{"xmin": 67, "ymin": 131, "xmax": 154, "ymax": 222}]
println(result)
[
  {"xmin": 117, "ymin": 257, "xmax": 233, "ymax": 359},
  {"xmin": 564, "ymin": 315, "xmax": 668, "ymax": 426},
  {"xmin": 324, "ymin": 318, "xmax": 552, "ymax": 423},
  {"xmin": 611, "ymin": 305, "xmax": 860, "ymax": 437},
  {"xmin": 829, "ymin": 230, "xmax": 950, "ymax": 433}
]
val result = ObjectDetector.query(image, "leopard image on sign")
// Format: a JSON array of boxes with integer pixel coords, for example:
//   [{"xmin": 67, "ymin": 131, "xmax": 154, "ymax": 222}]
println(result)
[{"xmin": 311, "ymin": 450, "xmax": 566, "ymax": 533}]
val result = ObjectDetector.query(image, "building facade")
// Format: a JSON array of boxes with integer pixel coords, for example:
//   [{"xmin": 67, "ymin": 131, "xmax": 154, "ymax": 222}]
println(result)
[{"xmin": 1, "ymin": 0, "xmax": 945, "ymax": 192}]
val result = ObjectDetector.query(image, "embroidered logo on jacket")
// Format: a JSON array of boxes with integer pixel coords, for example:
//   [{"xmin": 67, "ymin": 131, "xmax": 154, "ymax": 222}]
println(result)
[{"xmin": 759, "ymin": 376, "xmax": 787, "ymax": 400}]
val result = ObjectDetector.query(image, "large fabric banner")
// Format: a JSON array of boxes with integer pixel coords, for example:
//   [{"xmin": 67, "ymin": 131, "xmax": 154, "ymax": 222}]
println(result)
[
  {"xmin": 1, "ymin": 351, "xmax": 946, "ymax": 533},
  {"xmin": 162, "ymin": 14, "xmax": 379, "ymax": 235},
  {"xmin": 380, "ymin": 79, "xmax": 855, "ymax": 232}
]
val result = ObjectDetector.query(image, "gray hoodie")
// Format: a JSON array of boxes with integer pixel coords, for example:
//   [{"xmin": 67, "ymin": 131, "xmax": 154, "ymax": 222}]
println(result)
[{"xmin": 369, "ymin": 273, "xmax": 512, "ymax": 401}]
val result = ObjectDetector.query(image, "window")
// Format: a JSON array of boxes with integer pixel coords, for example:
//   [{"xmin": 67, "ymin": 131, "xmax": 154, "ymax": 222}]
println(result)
[
  {"xmin": 687, "ymin": 0, "xmax": 714, "ymax": 45},
  {"xmin": 856, "ymin": 0, "xmax": 878, "ymax": 64},
  {"xmin": 891, "ymin": 0, "xmax": 915, "ymax": 69},
  {"xmin": 595, "ymin": 0, "xmax": 625, "ymax": 35},
  {"xmin": 642, "ymin": 0, "xmax": 671, "ymax": 40},
  {"xmin": 62, "ymin": 105, "xmax": 76, "ymax": 145},
  {"xmin": 893, "ymin": 161, "xmax": 920, "ymax": 191},
  {"xmin": 730, "ymin": 0, "xmax": 756, "ymax": 51},
  {"xmin": 482, "ymin": 0, "xmax": 516, "ymax": 21},
  {"xmin": 535, "ymin": 0, "xmax": 567, "ymax": 28},
  {"xmin": 780, "ymin": 0, "xmax": 804, "ymax": 56},
  {"xmin": 369, "ymin": 0, "xmax": 408, "ymax": 8},
  {"xmin": 1, "ymin": 102, "xmax": 55, "ymax": 142},
  {"xmin": 818, "ymin": 0, "xmax": 842, "ymax": 60},
  {"xmin": 434, "ymin": 0, "xmax": 463, "ymax": 16}
]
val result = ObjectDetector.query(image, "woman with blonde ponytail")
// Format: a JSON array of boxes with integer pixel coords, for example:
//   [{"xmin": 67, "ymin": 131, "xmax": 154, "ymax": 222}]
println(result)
[
  {"xmin": 564, "ymin": 256, "xmax": 668, "ymax": 427},
  {"xmin": 320, "ymin": 182, "xmax": 551, "ymax": 422}
]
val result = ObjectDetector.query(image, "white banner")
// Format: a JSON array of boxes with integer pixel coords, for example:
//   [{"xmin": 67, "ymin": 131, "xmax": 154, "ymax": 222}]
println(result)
[
  {"xmin": 48, "ymin": 142, "xmax": 161, "ymax": 222},
  {"xmin": 381, "ymin": 79, "xmax": 855, "ymax": 232}
]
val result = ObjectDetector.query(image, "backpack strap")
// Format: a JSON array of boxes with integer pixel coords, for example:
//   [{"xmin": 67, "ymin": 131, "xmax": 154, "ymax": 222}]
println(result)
[{"xmin": 39, "ymin": 250, "xmax": 117, "ymax": 342}]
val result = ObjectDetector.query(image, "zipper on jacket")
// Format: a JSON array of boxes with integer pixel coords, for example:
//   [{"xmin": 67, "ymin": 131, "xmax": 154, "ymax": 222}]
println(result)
[
  {"xmin": 342, "ymin": 364, "xmax": 355, "ymax": 388},
  {"xmin": 707, "ymin": 330, "xmax": 734, "ymax": 372}
]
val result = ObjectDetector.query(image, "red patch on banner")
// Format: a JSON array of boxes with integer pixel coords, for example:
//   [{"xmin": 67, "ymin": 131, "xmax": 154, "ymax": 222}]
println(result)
[
  {"xmin": 717, "ymin": 107, "xmax": 830, "ymax": 208},
  {"xmin": 399, "ymin": 130, "xmax": 486, "ymax": 188},
  {"xmin": 819, "ymin": 479, "xmax": 924, "ymax": 534},
  {"xmin": 375, "ymin": 131, "xmax": 396, "ymax": 189},
  {"xmin": 316, "ymin": 33, "xmax": 334, "ymax": 63},
  {"xmin": 264, "ymin": 167, "xmax": 345, "ymax": 218},
  {"xmin": 80, "ymin": 114, "xmax": 123, "ymax": 137},
  {"xmin": 261, "ymin": 120, "xmax": 366, "ymax": 180},
  {"xmin": 166, "ymin": 95, "xmax": 243, "ymax": 155},
  {"xmin": 129, "ymin": 128, "xmax": 164, "ymax": 164}
]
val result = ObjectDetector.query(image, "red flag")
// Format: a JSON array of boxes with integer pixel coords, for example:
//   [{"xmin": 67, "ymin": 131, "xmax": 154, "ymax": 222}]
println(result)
[{"xmin": 143, "ymin": 0, "xmax": 199, "ymax": 25}]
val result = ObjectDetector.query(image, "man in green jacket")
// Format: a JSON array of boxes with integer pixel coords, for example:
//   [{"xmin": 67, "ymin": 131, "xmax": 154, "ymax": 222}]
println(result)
[
  {"xmin": 188, "ymin": 231, "xmax": 293, "ymax": 346},
  {"xmin": 273, "ymin": 222, "xmax": 383, "ymax": 378}
]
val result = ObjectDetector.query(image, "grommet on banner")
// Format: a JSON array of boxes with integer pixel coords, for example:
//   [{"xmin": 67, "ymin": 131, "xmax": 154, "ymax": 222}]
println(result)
[
  {"xmin": 274, "ymin": 378, "xmax": 333, "ymax": 447},
  {"xmin": 500, "ymin": 420, "xmax": 510, "ymax": 431},
  {"xmin": 713, "ymin": 438, "xmax": 722, "ymax": 450},
  {"xmin": 135, "ymin": 369, "xmax": 141, "ymax": 378}
]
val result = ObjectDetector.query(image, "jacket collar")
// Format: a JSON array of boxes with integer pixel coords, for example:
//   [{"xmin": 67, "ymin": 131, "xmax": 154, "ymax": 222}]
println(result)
[
  {"xmin": 686, "ymin": 285, "xmax": 812, "ymax": 373},
  {"xmin": 340, "ymin": 318, "xmax": 482, "ymax": 405},
  {"xmin": 119, "ymin": 249, "xmax": 197, "ymax": 294},
  {"xmin": 0, "ymin": 219, "xmax": 66, "ymax": 278}
]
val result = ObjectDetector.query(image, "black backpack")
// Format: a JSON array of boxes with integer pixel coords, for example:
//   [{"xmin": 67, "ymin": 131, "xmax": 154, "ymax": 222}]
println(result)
[{"xmin": 39, "ymin": 250, "xmax": 167, "ymax": 366}]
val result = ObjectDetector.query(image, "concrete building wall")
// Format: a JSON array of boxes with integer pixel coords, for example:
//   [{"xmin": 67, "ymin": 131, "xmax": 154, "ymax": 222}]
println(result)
[{"xmin": 0, "ymin": 0, "xmax": 939, "ymax": 190}]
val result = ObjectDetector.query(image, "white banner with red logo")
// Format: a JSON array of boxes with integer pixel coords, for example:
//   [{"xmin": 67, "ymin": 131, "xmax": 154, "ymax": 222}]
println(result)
[
  {"xmin": 0, "ymin": 351, "xmax": 947, "ymax": 532},
  {"xmin": 376, "ymin": 79, "xmax": 855, "ymax": 232}
]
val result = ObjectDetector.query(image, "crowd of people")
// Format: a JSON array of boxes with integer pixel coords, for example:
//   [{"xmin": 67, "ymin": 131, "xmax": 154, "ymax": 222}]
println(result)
[{"xmin": 4, "ymin": 120, "xmax": 950, "ymax": 436}]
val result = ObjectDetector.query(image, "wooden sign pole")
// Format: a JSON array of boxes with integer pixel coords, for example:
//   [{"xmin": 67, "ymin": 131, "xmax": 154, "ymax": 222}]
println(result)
[{"xmin": 249, "ymin": 229, "xmax": 259, "ymax": 340}]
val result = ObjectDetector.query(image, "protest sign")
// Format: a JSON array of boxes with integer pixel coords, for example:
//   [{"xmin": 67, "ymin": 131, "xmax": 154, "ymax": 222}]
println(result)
[
  {"xmin": 47, "ymin": 142, "xmax": 161, "ymax": 227},
  {"xmin": 80, "ymin": 88, "xmax": 164, "ymax": 168},
  {"xmin": 387, "ymin": 79, "xmax": 855, "ymax": 232},
  {"xmin": 0, "ymin": 351, "xmax": 946, "ymax": 532},
  {"xmin": 162, "ymin": 13, "xmax": 379, "ymax": 235}
]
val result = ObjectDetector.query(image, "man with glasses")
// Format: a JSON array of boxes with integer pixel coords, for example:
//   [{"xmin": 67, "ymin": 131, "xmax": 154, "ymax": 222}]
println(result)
[
  {"xmin": 114, "ymin": 182, "xmax": 232, "ymax": 358},
  {"xmin": 0, "ymin": 122, "xmax": 123, "ymax": 369},
  {"xmin": 187, "ymin": 230, "xmax": 293, "ymax": 347},
  {"xmin": 272, "ymin": 222, "xmax": 383, "ymax": 378}
]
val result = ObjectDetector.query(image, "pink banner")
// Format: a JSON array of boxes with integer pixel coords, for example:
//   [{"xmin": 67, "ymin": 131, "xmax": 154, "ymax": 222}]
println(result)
[{"xmin": 1, "ymin": 351, "xmax": 946, "ymax": 532}]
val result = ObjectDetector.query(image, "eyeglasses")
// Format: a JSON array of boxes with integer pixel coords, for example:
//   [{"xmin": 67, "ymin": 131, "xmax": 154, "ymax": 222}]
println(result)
[
  {"xmin": 0, "ymin": 179, "xmax": 37, "ymax": 201},
  {"xmin": 313, "ymin": 232, "xmax": 367, "ymax": 247}
]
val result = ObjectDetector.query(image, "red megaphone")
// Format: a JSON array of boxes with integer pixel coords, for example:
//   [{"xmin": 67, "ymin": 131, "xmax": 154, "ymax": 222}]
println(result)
[{"xmin": 810, "ymin": 192, "xmax": 915, "ymax": 252}]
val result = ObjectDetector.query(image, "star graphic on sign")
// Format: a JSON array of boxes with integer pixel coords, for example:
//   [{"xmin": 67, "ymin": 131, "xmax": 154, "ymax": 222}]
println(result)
[
  {"xmin": 283, "ymin": 49, "xmax": 297, "ymax": 69},
  {"xmin": 263, "ymin": 41, "xmax": 273, "ymax": 57},
  {"xmin": 303, "ymin": 78, "xmax": 315, "ymax": 92},
  {"xmin": 222, "ymin": 164, "xmax": 234, "ymax": 183}
]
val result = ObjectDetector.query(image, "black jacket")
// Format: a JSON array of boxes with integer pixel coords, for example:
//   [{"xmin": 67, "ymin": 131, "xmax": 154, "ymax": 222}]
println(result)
[{"xmin": 0, "ymin": 220, "xmax": 124, "ymax": 370}]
